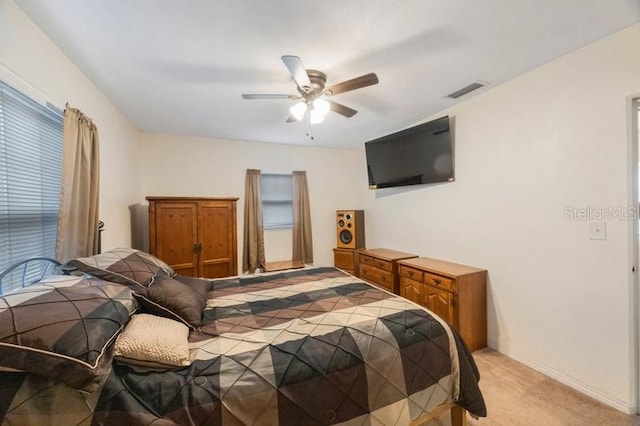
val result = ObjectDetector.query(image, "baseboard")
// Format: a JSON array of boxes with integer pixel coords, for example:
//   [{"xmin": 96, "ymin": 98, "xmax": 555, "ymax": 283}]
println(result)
[{"xmin": 490, "ymin": 343, "xmax": 636, "ymax": 414}]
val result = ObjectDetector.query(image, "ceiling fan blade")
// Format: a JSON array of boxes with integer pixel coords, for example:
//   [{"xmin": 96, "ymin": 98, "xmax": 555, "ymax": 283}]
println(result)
[
  {"xmin": 328, "ymin": 100, "xmax": 357, "ymax": 118},
  {"xmin": 285, "ymin": 115, "xmax": 299, "ymax": 123},
  {"xmin": 326, "ymin": 73, "xmax": 379, "ymax": 96},
  {"xmin": 241, "ymin": 94, "xmax": 293, "ymax": 100},
  {"xmin": 281, "ymin": 55, "xmax": 312, "ymax": 91}
]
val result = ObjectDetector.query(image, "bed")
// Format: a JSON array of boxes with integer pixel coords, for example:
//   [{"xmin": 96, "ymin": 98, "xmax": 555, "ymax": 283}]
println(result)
[{"xmin": 0, "ymin": 248, "xmax": 486, "ymax": 425}]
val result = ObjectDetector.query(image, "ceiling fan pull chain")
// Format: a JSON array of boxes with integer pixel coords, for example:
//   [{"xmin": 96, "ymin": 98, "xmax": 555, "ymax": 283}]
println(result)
[{"xmin": 305, "ymin": 110, "xmax": 314, "ymax": 141}]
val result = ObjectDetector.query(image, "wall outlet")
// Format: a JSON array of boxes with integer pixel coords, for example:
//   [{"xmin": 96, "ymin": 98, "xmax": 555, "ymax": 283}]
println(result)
[{"xmin": 589, "ymin": 221, "xmax": 606, "ymax": 240}]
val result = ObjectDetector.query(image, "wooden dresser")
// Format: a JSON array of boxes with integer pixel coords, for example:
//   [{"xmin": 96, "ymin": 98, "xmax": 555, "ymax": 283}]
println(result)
[
  {"xmin": 357, "ymin": 248, "xmax": 417, "ymax": 294},
  {"xmin": 147, "ymin": 197, "xmax": 238, "ymax": 278},
  {"xmin": 398, "ymin": 257, "xmax": 487, "ymax": 352}
]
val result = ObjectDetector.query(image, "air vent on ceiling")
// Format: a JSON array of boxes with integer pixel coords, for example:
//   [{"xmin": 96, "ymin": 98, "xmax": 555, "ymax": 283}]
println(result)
[{"xmin": 446, "ymin": 82, "xmax": 486, "ymax": 99}]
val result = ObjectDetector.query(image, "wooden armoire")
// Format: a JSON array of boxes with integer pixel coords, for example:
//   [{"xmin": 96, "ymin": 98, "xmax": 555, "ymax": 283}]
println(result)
[{"xmin": 147, "ymin": 197, "xmax": 238, "ymax": 278}]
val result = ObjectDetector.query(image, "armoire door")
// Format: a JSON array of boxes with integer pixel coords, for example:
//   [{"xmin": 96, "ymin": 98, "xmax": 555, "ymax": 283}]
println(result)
[
  {"xmin": 155, "ymin": 202, "xmax": 198, "ymax": 276},
  {"xmin": 198, "ymin": 200, "xmax": 237, "ymax": 278}
]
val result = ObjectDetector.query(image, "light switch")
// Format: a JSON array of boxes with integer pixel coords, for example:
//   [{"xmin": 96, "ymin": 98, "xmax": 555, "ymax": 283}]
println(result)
[{"xmin": 589, "ymin": 221, "xmax": 606, "ymax": 240}]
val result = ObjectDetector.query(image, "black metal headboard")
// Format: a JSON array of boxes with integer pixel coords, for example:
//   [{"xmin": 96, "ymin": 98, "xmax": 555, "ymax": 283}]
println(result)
[{"xmin": 0, "ymin": 257, "xmax": 62, "ymax": 295}]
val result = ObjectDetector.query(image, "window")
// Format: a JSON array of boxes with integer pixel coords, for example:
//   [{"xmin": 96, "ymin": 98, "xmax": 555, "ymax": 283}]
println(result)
[
  {"xmin": 0, "ymin": 80, "xmax": 63, "ymax": 292},
  {"xmin": 262, "ymin": 173, "xmax": 293, "ymax": 229}
]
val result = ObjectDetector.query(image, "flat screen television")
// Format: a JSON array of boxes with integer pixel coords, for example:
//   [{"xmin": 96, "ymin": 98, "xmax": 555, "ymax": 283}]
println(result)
[{"xmin": 365, "ymin": 115, "xmax": 454, "ymax": 189}]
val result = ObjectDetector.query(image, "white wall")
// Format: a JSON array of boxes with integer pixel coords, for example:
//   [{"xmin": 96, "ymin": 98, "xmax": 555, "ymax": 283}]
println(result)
[
  {"xmin": 356, "ymin": 24, "xmax": 640, "ymax": 412},
  {"xmin": 137, "ymin": 133, "xmax": 362, "ymax": 271},
  {"xmin": 0, "ymin": 0, "xmax": 141, "ymax": 250}
]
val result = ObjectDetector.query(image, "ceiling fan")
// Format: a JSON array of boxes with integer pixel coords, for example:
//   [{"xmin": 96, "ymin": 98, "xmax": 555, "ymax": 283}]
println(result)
[{"xmin": 241, "ymin": 55, "xmax": 379, "ymax": 124}]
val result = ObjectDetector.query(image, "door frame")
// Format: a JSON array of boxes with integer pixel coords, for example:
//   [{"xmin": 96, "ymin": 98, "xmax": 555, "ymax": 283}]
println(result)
[{"xmin": 628, "ymin": 96, "xmax": 640, "ymax": 414}]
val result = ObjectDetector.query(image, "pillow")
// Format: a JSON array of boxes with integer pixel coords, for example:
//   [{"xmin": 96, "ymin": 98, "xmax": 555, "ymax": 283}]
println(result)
[
  {"xmin": 174, "ymin": 274, "xmax": 212, "ymax": 303},
  {"xmin": 68, "ymin": 247, "xmax": 176, "ymax": 288},
  {"xmin": 0, "ymin": 275, "xmax": 137, "ymax": 392},
  {"xmin": 114, "ymin": 313, "xmax": 190, "ymax": 369},
  {"xmin": 133, "ymin": 275, "xmax": 207, "ymax": 330}
]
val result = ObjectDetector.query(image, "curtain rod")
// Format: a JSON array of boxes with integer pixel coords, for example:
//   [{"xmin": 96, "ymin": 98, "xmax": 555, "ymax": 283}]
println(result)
[{"xmin": 0, "ymin": 62, "xmax": 65, "ymax": 112}]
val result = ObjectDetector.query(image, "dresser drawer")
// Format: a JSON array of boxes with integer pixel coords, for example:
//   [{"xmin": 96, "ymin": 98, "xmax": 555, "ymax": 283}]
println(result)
[
  {"xmin": 424, "ymin": 272, "xmax": 454, "ymax": 292},
  {"xmin": 359, "ymin": 254, "xmax": 392, "ymax": 272},
  {"xmin": 399, "ymin": 265, "xmax": 423, "ymax": 282},
  {"xmin": 360, "ymin": 264, "xmax": 393, "ymax": 292}
]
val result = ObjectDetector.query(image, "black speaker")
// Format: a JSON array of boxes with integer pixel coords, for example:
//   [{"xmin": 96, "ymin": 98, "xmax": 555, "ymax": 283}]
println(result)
[{"xmin": 336, "ymin": 210, "xmax": 365, "ymax": 249}]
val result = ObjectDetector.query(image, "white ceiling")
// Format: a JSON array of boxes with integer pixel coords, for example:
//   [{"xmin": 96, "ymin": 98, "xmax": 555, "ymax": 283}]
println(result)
[{"xmin": 15, "ymin": 0, "xmax": 640, "ymax": 149}]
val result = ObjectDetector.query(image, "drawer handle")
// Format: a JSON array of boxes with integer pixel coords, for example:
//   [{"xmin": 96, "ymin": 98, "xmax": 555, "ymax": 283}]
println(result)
[
  {"xmin": 433, "ymin": 278, "xmax": 442, "ymax": 285},
  {"xmin": 408, "ymin": 271, "xmax": 414, "ymax": 276}
]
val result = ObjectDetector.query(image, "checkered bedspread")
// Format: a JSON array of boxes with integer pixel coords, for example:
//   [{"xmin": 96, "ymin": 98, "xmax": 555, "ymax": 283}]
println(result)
[{"xmin": 0, "ymin": 267, "xmax": 485, "ymax": 425}]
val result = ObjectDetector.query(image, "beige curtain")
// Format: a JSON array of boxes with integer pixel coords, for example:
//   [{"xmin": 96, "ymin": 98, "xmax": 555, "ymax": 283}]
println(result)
[
  {"xmin": 242, "ymin": 169, "xmax": 265, "ymax": 273},
  {"xmin": 292, "ymin": 171, "xmax": 313, "ymax": 264},
  {"xmin": 55, "ymin": 105, "xmax": 100, "ymax": 262}
]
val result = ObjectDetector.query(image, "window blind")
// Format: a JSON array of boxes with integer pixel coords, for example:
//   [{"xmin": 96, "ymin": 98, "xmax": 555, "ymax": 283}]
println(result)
[
  {"xmin": 262, "ymin": 173, "xmax": 293, "ymax": 229},
  {"xmin": 0, "ymin": 80, "xmax": 63, "ymax": 292}
]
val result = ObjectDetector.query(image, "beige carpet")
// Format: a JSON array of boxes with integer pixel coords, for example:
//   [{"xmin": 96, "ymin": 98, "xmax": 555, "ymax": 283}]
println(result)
[{"xmin": 426, "ymin": 349, "xmax": 640, "ymax": 426}]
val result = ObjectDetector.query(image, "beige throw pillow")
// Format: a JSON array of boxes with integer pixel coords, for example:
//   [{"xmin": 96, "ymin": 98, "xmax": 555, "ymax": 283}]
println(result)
[{"xmin": 114, "ymin": 313, "xmax": 190, "ymax": 369}]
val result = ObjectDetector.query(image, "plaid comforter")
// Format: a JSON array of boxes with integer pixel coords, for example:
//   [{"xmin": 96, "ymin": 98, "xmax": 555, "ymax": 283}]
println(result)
[{"xmin": 0, "ymin": 267, "xmax": 485, "ymax": 425}]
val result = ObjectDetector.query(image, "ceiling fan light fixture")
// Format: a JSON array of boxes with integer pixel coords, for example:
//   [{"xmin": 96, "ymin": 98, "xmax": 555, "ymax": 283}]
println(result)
[
  {"xmin": 313, "ymin": 98, "xmax": 330, "ymax": 117},
  {"xmin": 309, "ymin": 109, "xmax": 325, "ymax": 124},
  {"xmin": 290, "ymin": 101, "xmax": 306, "ymax": 120}
]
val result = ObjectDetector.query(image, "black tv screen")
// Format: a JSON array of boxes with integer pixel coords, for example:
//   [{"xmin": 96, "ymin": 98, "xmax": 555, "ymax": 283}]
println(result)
[{"xmin": 365, "ymin": 116, "xmax": 454, "ymax": 189}]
